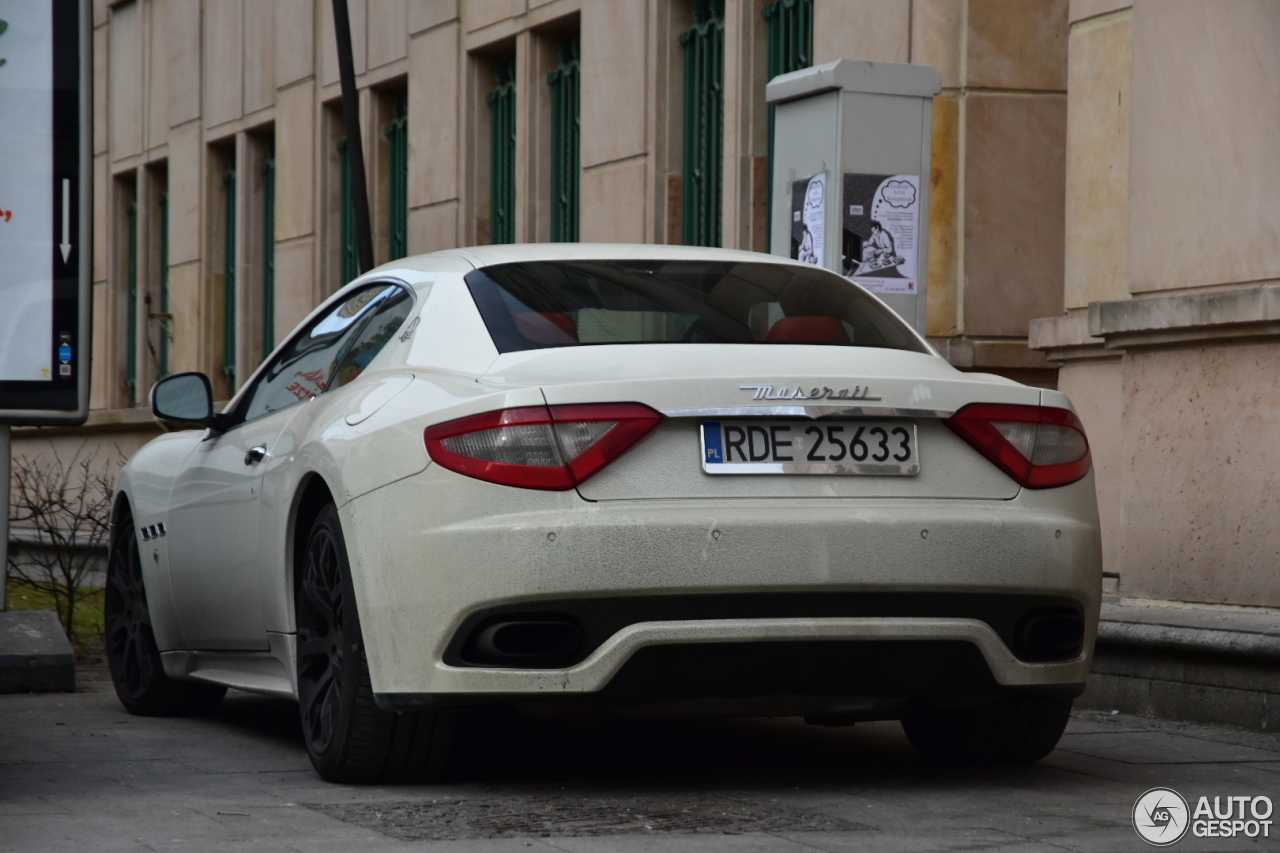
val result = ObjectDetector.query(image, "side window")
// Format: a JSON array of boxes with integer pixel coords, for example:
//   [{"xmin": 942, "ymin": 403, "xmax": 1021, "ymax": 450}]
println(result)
[
  {"xmin": 239, "ymin": 284, "xmax": 407, "ymax": 422},
  {"xmin": 330, "ymin": 286, "xmax": 413, "ymax": 388}
]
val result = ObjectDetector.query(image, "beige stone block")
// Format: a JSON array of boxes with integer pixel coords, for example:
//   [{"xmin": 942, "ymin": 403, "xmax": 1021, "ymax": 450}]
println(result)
[
  {"xmin": 579, "ymin": 159, "xmax": 647, "ymax": 243},
  {"xmin": 1130, "ymin": 0, "xmax": 1280, "ymax": 293},
  {"xmin": 204, "ymin": 0, "xmax": 244, "ymax": 128},
  {"xmin": 276, "ymin": 0, "xmax": 316, "ymax": 88},
  {"xmin": 409, "ymin": 202, "xmax": 460, "ymax": 253},
  {"xmin": 244, "ymin": 0, "xmax": 276, "ymax": 114},
  {"xmin": 272, "ymin": 238, "xmax": 317, "ymax": 341},
  {"xmin": 580, "ymin": 0, "xmax": 648, "ymax": 167},
  {"xmin": 1064, "ymin": 13, "xmax": 1130, "ymax": 310},
  {"xmin": 409, "ymin": 0, "xmax": 460, "ymax": 34},
  {"xmin": 1056, "ymin": 358, "xmax": 1122, "ymax": 574},
  {"xmin": 90, "ymin": 282, "xmax": 108, "ymax": 410},
  {"xmin": 108, "ymin": 0, "xmax": 142, "ymax": 159},
  {"xmin": 167, "ymin": 123, "xmax": 203, "ymax": 265},
  {"xmin": 166, "ymin": 261, "xmax": 204, "ymax": 376},
  {"xmin": 1119, "ymin": 343, "xmax": 1280, "ymax": 606},
  {"xmin": 465, "ymin": 0, "xmax": 523, "ymax": 33},
  {"xmin": 145, "ymin": 0, "xmax": 169, "ymax": 150},
  {"xmin": 93, "ymin": 26, "xmax": 108, "ymax": 154},
  {"xmin": 925, "ymin": 94, "xmax": 959, "ymax": 337},
  {"xmin": 963, "ymin": 93, "xmax": 1066, "ymax": 337},
  {"xmin": 910, "ymin": 0, "xmax": 961, "ymax": 89},
  {"xmin": 368, "ymin": 0, "xmax": 409, "ymax": 68},
  {"xmin": 168, "ymin": 0, "xmax": 201, "ymax": 126},
  {"xmin": 93, "ymin": 155, "xmax": 108, "ymax": 282},
  {"xmin": 408, "ymin": 23, "xmax": 459, "ymax": 207},
  {"xmin": 275, "ymin": 81, "xmax": 316, "ymax": 241},
  {"xmin": 321, "ymin": 0, "xmax": 368, "ymax": 87},
  {"xmin": 967, "ymin": 0, "xmax": 1068, "ymax": 91},
  {"xmin": 1071, "ymin": 0, "xmax": 1130, "ymax": 23},
  {"xmin": 813, "ymin": 0, "xmax": 909, "ymax": 65}
]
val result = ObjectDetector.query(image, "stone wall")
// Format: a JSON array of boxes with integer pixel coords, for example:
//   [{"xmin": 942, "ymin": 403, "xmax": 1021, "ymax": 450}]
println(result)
[{"xmin": 1032, "ymin": 0, "xmax": 1280, "ymax": 608}]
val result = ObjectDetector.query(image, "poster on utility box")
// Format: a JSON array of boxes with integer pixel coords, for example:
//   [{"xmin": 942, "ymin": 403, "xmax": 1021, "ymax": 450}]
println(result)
[{"xmin": 841, "ymin": 173, "xmax": 920, "ymax": 295}]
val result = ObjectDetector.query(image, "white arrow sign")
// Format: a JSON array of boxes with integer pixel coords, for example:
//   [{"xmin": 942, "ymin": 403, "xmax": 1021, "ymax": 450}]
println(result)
[{"xmin": 59, "ymin": 179, "xmax": 72, "ymax": 263}]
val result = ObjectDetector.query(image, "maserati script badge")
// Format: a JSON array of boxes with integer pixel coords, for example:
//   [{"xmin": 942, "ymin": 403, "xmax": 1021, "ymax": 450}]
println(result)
[{"xmin": 740, "ymin": 384, "xmax": 881, "ymax": 401}]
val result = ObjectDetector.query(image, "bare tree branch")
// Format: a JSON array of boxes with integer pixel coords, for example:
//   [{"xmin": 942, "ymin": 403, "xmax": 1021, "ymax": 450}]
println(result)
[{"xmin": 7, "ymin": 441, "xmax": 122, "ymax": 642}]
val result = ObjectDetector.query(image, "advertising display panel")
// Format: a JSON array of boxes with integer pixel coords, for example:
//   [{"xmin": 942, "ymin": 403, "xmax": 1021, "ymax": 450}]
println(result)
[{"xmin": 0, "ymin": 0, "xmax": 90, "ymax": 423}]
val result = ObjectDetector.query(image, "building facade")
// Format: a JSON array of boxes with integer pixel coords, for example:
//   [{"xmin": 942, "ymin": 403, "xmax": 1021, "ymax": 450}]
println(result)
[
  {"xmin": 1032, "ymin": 0, "xmax": 1280, "ymax": 609},
  {"xmin": 15, "ymin": 0, "xmax": 1276, "ymax": 612}
]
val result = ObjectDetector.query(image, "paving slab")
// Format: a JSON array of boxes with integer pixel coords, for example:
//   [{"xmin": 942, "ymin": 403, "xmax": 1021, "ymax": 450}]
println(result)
[{"xmin": 5, "ymin": 670, "xmax": 1280, "ymax": 852}]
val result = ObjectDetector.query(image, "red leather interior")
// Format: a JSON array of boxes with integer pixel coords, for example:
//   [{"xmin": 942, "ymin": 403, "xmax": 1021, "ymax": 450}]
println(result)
[
  {"xmin": 514, "ymin": 312, "xmax": 579, "ymax": 344},
  {"xmin": 766, "ymin": 316, "xmax": 849, "ymax": 344}
]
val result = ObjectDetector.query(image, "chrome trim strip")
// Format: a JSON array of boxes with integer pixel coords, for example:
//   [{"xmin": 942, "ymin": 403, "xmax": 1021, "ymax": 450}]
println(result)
[{"xmin": 662, "ymin": 405, "xmax": 953, "ymax": 420}]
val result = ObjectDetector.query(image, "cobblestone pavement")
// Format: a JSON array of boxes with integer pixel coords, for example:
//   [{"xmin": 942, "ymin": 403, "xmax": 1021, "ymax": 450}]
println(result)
[{"xmin": 4, "ymin": 666, "xmax": 1280, "ymax": 852}]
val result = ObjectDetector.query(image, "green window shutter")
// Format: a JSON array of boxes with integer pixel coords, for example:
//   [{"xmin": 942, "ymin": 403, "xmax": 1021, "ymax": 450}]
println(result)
[
  {"xmin": 221, "ymin": 169, "xmax": 237, "ymax": 391},
  {"xmin": 548, "ymin": 35, "xmax": 580, "ymax": 243},
  {"xmin": 158, "ymin": 192, "xmax": 169, "ymax": 380},
  {"xmin": 338, "ymin": 139, "xmax": 359, "ymax": 284},
  {"xmin": 384, "ymin": 94, "xmax": 408, "ymax": 260},
  {"xmin": 125, "ymin": 201, "xmax": 138, "ymax": 406},
  {"xmin": 763, "ymin": 0, "xmax": 813, "ymax": 246},
  {"xmin": 262, "ymin": 158, "xmax": 276, "ymax": 354},
  {"xmin": 681, "ymin": 0, "xmax": 725, "ymax": 248},
  {"xmin": 487, "ymin": 59, "xmax": 516, "ymax": 245}
]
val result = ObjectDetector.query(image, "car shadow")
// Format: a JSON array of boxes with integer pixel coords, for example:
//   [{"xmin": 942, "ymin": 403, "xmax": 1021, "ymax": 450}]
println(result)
[{"xmin": 200, "ymin": 692, "xmax": 1065, "ymax": 792}]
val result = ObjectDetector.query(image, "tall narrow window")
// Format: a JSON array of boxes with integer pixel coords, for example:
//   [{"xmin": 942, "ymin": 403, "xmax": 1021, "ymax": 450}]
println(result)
[
  {"xmin": 157, "ymin": 192, "xmax": 170, "ymax": 379},
  {"xmin": 681, "ymin": 0, "xmax": 725, "ymax": 247},
  {"xmin": 384, "ymin": 93, "xmax": 408, "ymax": 260},
  {"xmin": 125, "ymin": 202, "xmax": 138, "ymax": 406},
  {"xmin": 548, "ymin": 35, "xmax": 580, "ymax": 243},
  {"xmin": 763, "ymin": 0, "xmax": 813, "ymax": 245},
  {"xmin": 338, "ymin": 139, "xmax": 359, "ymax": 283},
  {"xmin": 222, "ymin": 169, "xmax": 237, "ymax": 391},
  {"xmin": 487, "ymin": 59, "xmax": 517, "ymax": 245},
  {"xmin": 262, "ymin": 156, "xmax": 276, "ymax": 353}
]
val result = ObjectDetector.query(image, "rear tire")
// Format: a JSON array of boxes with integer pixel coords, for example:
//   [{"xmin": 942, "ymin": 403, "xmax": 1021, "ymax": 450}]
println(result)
[
  {"xmin": 105, "ymin": 505, "xmax": 226, "ymax": 716},
  {"xmin": 901, "ymin": 696, "xmax": 1072, "ymax": 765},
  {"xmin": 295, "ymin": 502, "xmax": 453, "ymax": 783}
]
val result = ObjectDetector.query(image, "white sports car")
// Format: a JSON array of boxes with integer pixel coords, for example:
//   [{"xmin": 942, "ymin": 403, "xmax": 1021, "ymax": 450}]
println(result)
[{"xmin": 108, "ymin": 244, "xmax": 1100, "ymax": 782}]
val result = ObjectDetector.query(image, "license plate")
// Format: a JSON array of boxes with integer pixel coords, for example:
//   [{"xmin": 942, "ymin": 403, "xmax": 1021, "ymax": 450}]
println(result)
[{"xmin": 700, "ymin": 421, "xmax": 919, "ymax": 475}]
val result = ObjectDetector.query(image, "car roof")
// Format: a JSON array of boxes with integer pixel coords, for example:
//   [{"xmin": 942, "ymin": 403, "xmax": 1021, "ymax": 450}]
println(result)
[{"xmin": 365, "ymin": 243, "xmax": 817, "ymax": 278}]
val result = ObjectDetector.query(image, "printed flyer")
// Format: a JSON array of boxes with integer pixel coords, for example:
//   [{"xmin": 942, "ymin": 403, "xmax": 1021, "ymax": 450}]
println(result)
[
  {"xmin": 841, "ymin": 173, "xmax": 920, "ymax": 295},
  {"xmin": 789, "ymin": 173, "xmax": 825, "ymax": 266}
]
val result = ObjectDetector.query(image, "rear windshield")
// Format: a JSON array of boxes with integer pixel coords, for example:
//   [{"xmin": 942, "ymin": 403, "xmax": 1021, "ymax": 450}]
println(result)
[{"xmin": 465, "ymin": 260, "xmax": 927, "ymax": 354}]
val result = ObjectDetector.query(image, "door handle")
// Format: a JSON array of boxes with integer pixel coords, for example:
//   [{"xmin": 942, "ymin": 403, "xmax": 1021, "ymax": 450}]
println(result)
[{"xmin": 244, "ymin": 446, "xmax": 268, "ymax": 465}]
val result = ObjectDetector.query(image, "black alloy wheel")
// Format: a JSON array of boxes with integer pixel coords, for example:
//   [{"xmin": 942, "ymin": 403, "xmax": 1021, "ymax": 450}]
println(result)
[
  {"xmin": 105, "ymin": 504, "xmax": 226, "ymax": 715},
  {"xmin": 296, "ymin": 513, "xmax": 346, "ymax": 756},
  {"xmin": 295, "ymin": 502, "xmax": 454, "ymax": 783}
]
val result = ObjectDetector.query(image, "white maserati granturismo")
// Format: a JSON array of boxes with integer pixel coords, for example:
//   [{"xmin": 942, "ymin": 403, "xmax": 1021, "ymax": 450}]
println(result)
[{"xmin": 107, "ymin": 244, "xmax": 1101, "ymax": 782}]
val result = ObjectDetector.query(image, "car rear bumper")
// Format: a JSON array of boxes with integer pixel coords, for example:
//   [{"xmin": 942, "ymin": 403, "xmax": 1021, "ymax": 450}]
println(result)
[{"xmin": 343, "ymin": 466, "xmax": 1101, "ymax": 706}]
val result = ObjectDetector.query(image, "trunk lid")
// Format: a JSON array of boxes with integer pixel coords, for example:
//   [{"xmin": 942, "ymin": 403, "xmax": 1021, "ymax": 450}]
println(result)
[{"xmin": 481, "ymin": 344, "xmax": 1035, "ymax": 500}]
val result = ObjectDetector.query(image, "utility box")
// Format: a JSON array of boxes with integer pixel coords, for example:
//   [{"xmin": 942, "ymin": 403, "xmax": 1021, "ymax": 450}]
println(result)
[{"xmin": 767, "ymin": 60, "xmax": 941, "ymax": 334}]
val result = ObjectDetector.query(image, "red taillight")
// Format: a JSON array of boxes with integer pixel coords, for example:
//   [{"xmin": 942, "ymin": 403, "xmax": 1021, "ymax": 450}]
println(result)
[
  {"xmin": 424, "ymin": 403, "xmax": 663, "ymax": 491},
  {"xmin": 943, "ymin": 403, "xmax": 1091, "ymax": 489}
]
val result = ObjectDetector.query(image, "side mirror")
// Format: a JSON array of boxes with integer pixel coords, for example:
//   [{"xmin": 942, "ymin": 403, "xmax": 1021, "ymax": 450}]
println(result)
[{"xmin": 151, "ymin": 372, "xmax": 217, "ymax": 427}]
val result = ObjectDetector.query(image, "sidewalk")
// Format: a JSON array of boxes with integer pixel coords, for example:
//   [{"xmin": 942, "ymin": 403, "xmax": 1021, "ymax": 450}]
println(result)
[{"xmin": 1081, "ymin": 600, "xmax": 1280, "ymax": 730}]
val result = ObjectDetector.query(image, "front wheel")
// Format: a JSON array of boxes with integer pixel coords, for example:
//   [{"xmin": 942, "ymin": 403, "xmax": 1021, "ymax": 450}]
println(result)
[
  {"xmin": 105, "ymin": 505, "xmax": 226, "ymax": 716},
  {"xmin": 901, "ymin": 696, "xmax": 1072, "ymax": 765},
  {"xmin": 295, "ymin": 502, "xmax": 453, "ymax": 783}
]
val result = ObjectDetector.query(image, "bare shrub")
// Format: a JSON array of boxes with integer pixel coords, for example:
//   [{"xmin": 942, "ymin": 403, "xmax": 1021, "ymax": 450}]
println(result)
[{"xmin": 6, "ymin": 442, "xmax": 122, "ymax": 642}]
